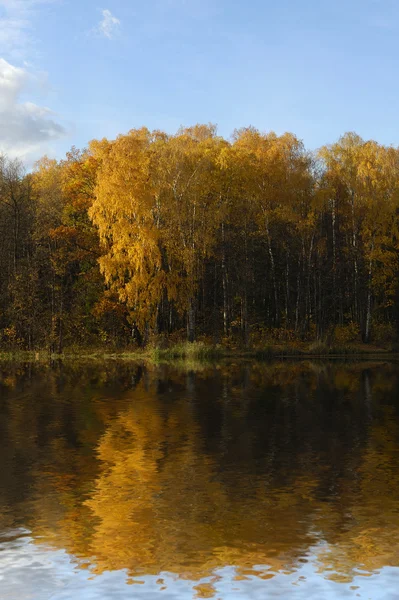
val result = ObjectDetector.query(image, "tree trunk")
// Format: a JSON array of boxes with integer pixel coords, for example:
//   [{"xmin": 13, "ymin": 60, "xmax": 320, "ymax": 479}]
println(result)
[
  {"xmin": 285, "ymin": 250, "xmax": 290, "ymax": 326},
  {"xmin": 295, "ymin": 253, "xmax": 302, "ymax": 333},
  {"xmin": 265, "ymin": 220, "xmax": 279, "ymax": 326},
  {"xmin": 364, "ymin": 239, "xmax": 374, "ymax": 343},
  {"xmin": 351, "ymin": 191, "xmax": 359, "ymax": 322},
  {"xmin": 221, "ymin": 222, "xmax": 229, "ymax": 337},
  {"xmin": 187, "ymin": 299, "xmax": 195, "ymax": 342}
]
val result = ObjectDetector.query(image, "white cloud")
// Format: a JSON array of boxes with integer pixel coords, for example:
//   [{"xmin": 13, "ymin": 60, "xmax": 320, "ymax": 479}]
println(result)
[
  {"xmin": 0, "ymin": 2, "xmax": 66, "ymax": 161},
  {"xmin": 0, "ymin": 58, "xmax": 66, "ymax": 160},
  {"xmin": 0, "ymin": 0, "xmax": 54, "ymax": 58},
  {"xmin": 96, "ymin": 8, "xmax": 121, "ymax": 39}
]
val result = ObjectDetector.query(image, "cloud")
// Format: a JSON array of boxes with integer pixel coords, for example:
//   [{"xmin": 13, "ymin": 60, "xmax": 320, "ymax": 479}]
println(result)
[
  {"xmin": 0, "ymin": 0, "xmax": 55, "ymax": 58},
  {"xmin": 96, "ymin": 8, "xmax": 121, "ymax": 39},
  {"xmin": 0, "ymin": 58, "xmax": 66, "ymax": 160},
  {"xmin": 0, "ymin": 2, "xmax": 66, "ymax": 161}
]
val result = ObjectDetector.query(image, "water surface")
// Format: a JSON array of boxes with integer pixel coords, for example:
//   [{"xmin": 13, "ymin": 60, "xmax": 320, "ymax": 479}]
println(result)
[{"xmin": 1, "ymin": 360, "xmax": 399, "ymax": 599}]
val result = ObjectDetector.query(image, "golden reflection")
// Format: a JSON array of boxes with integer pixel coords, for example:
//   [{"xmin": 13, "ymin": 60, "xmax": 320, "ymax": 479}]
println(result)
[
  {"xmin": 84, "ymin": 391, "xmax": 319, "ymax": 581},
  {"xmin": 1, "ymin": 361, "xmax": 399, "ymax": 595},
  {"xmin": 314, "ymin": 404, "xmax": 399, "ymax": 580}
]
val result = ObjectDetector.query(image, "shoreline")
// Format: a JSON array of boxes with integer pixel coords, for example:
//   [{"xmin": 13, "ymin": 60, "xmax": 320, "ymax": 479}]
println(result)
[{"xmin": 1, "ymin": 342, "xmax": 398, "ymax": 363}]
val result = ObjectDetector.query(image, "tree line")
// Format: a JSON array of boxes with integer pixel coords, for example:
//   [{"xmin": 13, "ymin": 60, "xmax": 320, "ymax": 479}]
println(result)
[{"xmin": 1, "ymin": 124, "xmax": 399, "ymax": 351}]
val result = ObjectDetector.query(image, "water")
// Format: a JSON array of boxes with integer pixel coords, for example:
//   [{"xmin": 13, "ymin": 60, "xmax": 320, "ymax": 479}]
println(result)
[{"xmin": 1, "ymin": 360, "xmax": 399, "ymax": 599}]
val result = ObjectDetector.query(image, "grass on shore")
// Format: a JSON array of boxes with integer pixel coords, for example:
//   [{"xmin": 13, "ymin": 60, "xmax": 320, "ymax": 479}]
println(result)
[{"xmin": 0, "ymin": 340, "xmax": 397, "ymax": 364}]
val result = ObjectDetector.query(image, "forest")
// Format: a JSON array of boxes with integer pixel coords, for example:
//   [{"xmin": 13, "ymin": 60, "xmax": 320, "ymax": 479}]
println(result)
[{"xmin": 1, "ymin": 124, "xmax": 399, "ymax": 353}]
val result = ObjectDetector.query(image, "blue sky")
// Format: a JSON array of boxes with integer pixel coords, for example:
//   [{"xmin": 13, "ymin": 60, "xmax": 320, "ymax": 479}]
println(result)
[{"xmin": 0, "ymin": 0, "xmax": 398, "ymax": 162}]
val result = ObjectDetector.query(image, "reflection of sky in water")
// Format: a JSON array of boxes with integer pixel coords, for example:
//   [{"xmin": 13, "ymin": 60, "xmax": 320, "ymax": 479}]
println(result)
[{"xmin": 1, "ymin": 530, "xmax": 398, "ymax": 600}]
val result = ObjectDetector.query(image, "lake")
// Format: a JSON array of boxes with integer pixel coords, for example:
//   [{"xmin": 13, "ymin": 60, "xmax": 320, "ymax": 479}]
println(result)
[{"xmin": 1, "ymin": 360, "xmax": 399, "ymax": 599}]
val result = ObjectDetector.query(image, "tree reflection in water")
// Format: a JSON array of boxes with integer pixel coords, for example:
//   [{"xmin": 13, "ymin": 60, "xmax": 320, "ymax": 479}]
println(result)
[{"xmin": 0, "ymin": 360, "xmax": 399, "ymax": 597}]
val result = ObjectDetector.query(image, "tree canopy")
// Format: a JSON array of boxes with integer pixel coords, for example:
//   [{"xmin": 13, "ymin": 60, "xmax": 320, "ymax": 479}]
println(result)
[{"xmin": 2, "ymin": 126, "xmax": 399, "ymax": 350}]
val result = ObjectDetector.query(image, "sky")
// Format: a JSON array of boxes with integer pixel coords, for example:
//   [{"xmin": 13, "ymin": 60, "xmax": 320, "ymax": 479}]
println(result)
[
  {"xmin": 0, "ymin": 0, "xmax": 399, "ymax": 163},
  {"xmin": 2, "ymin": 534, "xmax": 399, "ymax": 600}
]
